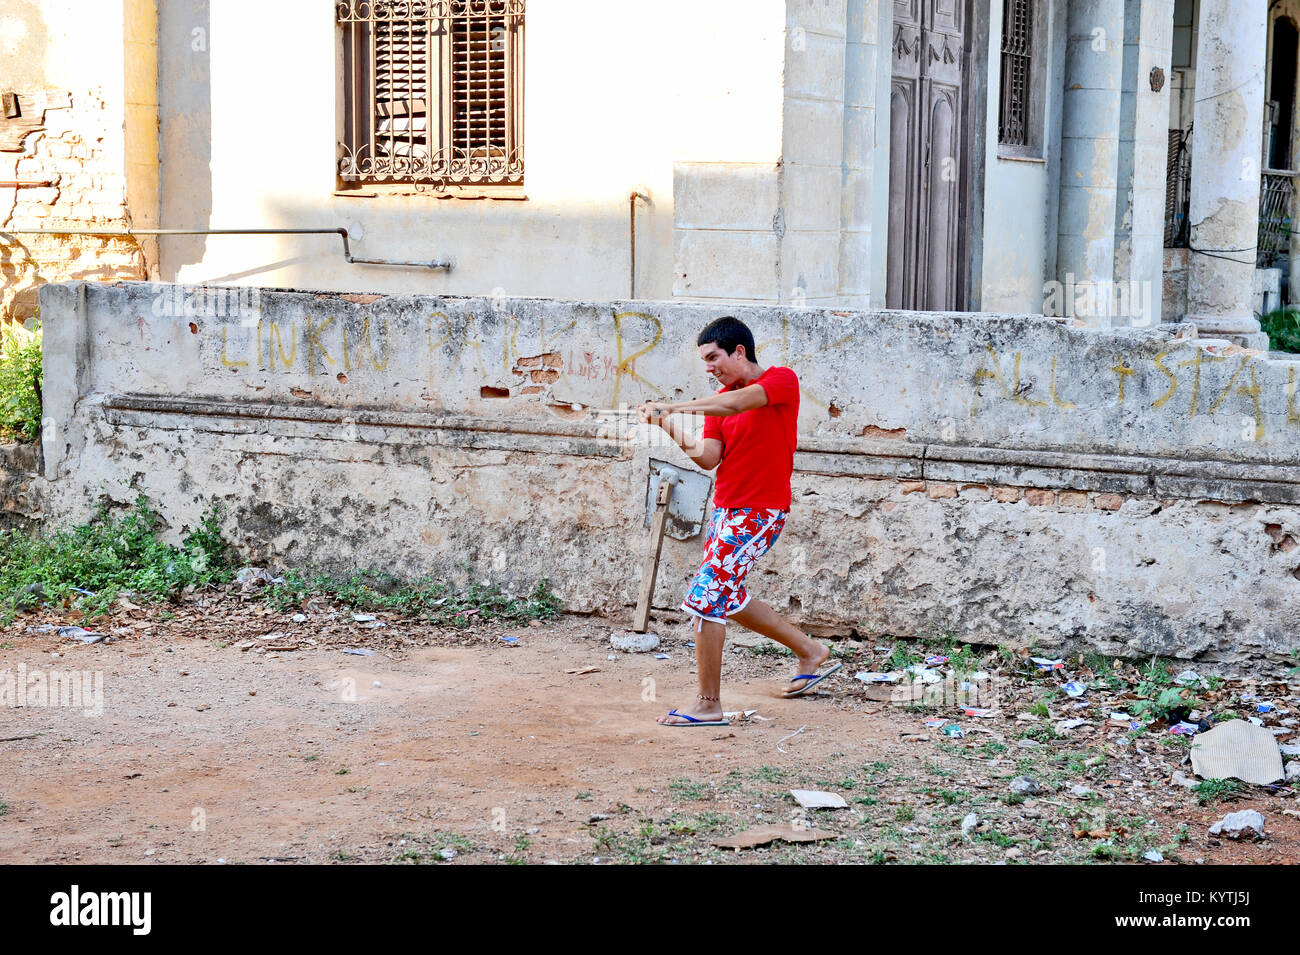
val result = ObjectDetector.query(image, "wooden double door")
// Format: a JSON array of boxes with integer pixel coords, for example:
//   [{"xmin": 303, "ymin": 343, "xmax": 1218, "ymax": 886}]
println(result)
[{"xmin": 887, "ymin": 0, "xmax": 975, "ymax": 311}]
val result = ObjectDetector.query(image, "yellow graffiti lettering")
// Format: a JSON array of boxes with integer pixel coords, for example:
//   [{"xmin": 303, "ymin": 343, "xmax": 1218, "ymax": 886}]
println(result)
[
  {"xmin": 306, "ymin": 315, "xmax": 336, "ymax": 369},
  {"xmin": 1236, "ymin": 364, "xmax": 1263, "ymax": 442},
  {"xmin": 220, "ymin": 326, "xmax": 248, "ymax": 368},
  {"xmin": 1111, "ymin": 361, "xmax": 1135, "ymax": 402},
  {"xmin": 1289, "ymin": 366, "xmax": 1300, "ymax": 424},
  {"xmin": 1151, "ymin": 350, "xmax": 1177, "ymax": 408},
  {"xmin": 1176, "ymin": 349, "xmax": 1225, "ymax": 415},
  {"xmin": 1206, "ymin": 355, "xmax": 1251, "ymax": 415},
  {"xmin": 268, "ymin": 321, "xmax": 296, "ymax": 369},
  {"xmin": 1012, "ymin": 352, "xmax": 1047, "ymax": 407},
  {"xmin": 426, "ymin": 311, "xmax": 453, "ymax": 386},
  {"xmin": 1050, "ymin": 356, "xmax": 1076, "ymax": 409},
  {"xmin": 611, "ymin": 310, "xmax": 664, "ymax": 405},
  {"xmin": 357, "ymin": 316, "xmax": 389, "ymax": 371}
]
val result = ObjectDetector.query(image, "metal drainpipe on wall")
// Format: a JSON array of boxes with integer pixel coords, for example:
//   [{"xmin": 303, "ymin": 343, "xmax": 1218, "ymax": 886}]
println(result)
[
  {"xmin": 629, "ymin": 191, "xmax": 650, "ymax": 299},
  {"xmin": 0, "ymin": 227, "xmax": 455, "ymax": 271}
]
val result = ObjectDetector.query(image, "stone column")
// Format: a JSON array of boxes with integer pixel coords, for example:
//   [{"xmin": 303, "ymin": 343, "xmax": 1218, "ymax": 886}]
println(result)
[
  {"xmin": 1184, "ymin": 0, "xmax": 1268, "ymax": 347},
  {"xmin": 1112, "ymin": 0, "xmax": 1173, "ymax": 329},
  {"xmin": 1057, "ymin": 0, "xmax": 1127, "ymax": 327}
]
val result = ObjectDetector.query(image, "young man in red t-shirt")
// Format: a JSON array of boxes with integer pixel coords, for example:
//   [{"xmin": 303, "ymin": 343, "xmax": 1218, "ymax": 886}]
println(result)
[{"xmin": 636, "ymin": 316, "xmax": 840, "ymax": 726}]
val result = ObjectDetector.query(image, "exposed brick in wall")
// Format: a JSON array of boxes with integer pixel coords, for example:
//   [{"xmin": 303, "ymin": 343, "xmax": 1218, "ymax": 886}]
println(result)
[{"xmin": 1, "ymin": 89, "xmax": 146, "ymax": 324}]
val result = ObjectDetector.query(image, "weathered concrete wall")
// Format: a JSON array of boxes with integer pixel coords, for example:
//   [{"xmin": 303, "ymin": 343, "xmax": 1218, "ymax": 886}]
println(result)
[{"xmin": 29, "ymin": 280, "xmax": 1300, "ymax": 668}]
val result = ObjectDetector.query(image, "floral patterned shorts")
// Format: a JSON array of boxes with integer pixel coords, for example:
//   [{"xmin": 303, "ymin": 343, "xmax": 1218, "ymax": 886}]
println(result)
[{"xmin": 681, "ymin": 506, "xmax": 788, "ymax": 630}]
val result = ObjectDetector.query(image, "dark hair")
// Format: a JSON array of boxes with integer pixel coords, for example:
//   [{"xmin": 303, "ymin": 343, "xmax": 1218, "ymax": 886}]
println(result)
[{"xmin": 696, "ymin": 316, "xmax": 756, "ymax": 363}]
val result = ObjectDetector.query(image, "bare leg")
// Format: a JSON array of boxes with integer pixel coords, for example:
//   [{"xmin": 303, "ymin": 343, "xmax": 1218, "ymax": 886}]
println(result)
[
  {"xmin": 730, "ymin": 598, "xmax": 831, "ymax": 695},
  {"xmin": 656, "ymin": 617, "xmax": 726, "ymax": 724}
]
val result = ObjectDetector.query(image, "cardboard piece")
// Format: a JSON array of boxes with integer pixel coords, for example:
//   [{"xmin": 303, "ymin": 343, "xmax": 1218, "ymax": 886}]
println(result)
[{"xmin": 1190, "ymin": 719, "xmax": 1285, "ymax": 785}]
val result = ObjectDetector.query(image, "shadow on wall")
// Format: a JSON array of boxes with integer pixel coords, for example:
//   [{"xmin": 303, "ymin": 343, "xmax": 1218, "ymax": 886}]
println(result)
[
  {"xmin": 160, "ymin": 194, "xmax": 667, "ymax": 302},
  {"xmin": 157, "ymin": 0, "xmax": 211, "ymax": 276}
]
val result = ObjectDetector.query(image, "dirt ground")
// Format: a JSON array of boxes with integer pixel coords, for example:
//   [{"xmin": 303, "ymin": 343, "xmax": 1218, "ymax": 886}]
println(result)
[{"xmin": 1, "ymin": 587, "xmax": 1298, "ymax": 865}]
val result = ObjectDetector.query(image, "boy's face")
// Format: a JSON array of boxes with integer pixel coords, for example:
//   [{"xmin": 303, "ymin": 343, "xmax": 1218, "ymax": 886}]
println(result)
[{"xmin": 698, "ymin": 341, "xmax": 748, "ymax": 388}]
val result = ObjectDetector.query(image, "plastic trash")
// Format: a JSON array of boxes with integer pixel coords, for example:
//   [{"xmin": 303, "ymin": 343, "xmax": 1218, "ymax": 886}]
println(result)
[
  {"xmin": 903, "ymin": 664, "xmax": 941, "ymax": 684},
  {"xmin": 855, "ymin": 671, "xmax": 902, "ymax": 684},
  {"xmin": 1258, "ymin": 703, "xmax": 1275, "ymax": 714},
  {"xmin": 291, "ymin": 614, "xmax": 307, "ymax": 623},
  {"xmin": 1174, "ymin": 669, "xmax": 1202, "ymax": 685},
  {"xmin": 924, "ymin": 718, "xmax": 948, "ymax": 729},
  {"xmin": 653, "ymin": 653, "xmax": 670, "ymax": 660},
  {"xmin": 942, "ymin": 724, "xmax": 965, "ymax": 738},
  {"xmin": 924, "ymin": 654, "xmax": 949, "ymax": 667},
  {"xmin": 341, "ymin": 648, "xmax": 374, "ymax": 656},
  {"xmin": 352, "ymin": 613, "xmax": 377, "ymax": 623},
  {"xmin": 1063, "ymin": 681, "xmax": 1086, "ymax": 697},
  {"xmin": 499, "ymin": 637, "xmax": 519, "ymax": 643},
  {"xmin": 1170, "ymin": 721, "xmax": 1200, "ymax": 736},
  {"xmin": 1056, "ymin": 718, "xmax": 1088, "ymax": 732},
  {"xmin": 1031, "ymin": 657, "xmax": 1065, "ymax": 671},
  {"xmin": 962, "ymin": 707, "xmax": 994, "ymax": 718},
  {"xmin": 58, "ymin": 627, "xmax": 106, "ymax": 644},
  {"xmin": 1143, "ymin": 849, "xmax": 1164, "ymax": 863}
]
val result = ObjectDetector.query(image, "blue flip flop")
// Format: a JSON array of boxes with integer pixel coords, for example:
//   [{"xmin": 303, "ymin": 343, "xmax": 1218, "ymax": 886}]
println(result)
[
  {"xmin": 660, "ymin": 708, "xmax": 730, "ymax": 727},
  {"xmin": 781, "ymin": 661, "xmax": 843, "ymax": 698}
]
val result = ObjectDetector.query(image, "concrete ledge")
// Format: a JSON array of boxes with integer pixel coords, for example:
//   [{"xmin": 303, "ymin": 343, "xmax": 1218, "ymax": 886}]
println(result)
[{"xmin": 103, "ymin": 393, "xmax": 1300, "ymax": 504}]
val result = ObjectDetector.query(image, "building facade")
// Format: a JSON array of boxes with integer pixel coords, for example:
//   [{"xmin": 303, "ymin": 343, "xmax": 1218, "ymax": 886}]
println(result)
[{"xmin": 0, "ymin": 0, "xmax": 1289, "ymax": 346}]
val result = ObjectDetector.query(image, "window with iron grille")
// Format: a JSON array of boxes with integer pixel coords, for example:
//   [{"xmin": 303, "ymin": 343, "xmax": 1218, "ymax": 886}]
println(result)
[
  {"xmin": 998, "ymin": 0, "xmax": 1033, "ymax": 148},
  {"xmin": 338, "ymin": 0, "xmax": 524, "ymax": 190}
]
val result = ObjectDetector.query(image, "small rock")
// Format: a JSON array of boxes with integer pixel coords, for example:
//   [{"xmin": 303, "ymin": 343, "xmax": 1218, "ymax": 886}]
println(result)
[
  {"xmin": 960, "ymin": 812, "xmax": 978, "ymax": 835},
  {"xmin": 1171, "ymin": 772, "xmax": 1199, "ymax": 789},
  {"xmin": 292, "ymin": 614, "xmax": 307, "ymax": 623},
  {"xmin": 439, "ymin": 848, "xmax": 457, "ymax": 860},
  {"xmin": 529, "ymin": 620, "xmax": 543, "ymax": 628},
  {"xmin": 790, "ymin": 789, "xmax": 847, "ymax": 809},
  {"xmin": 1208, "ymin": 810, "xmax": 1266, "ymax": 840},
  {"xmin": 248, "ymin": 690, "xmax": 256, "ymax": 697},
  {"xmin": 611, "ymin": 631, "xmax": 661, "ymax": 653},
  {"xmin": 1004, "ymin": 847, "xmax": 1022, "ymax": 859},
  {"xmin": 1016, "ymin": 739, "xmax": 1040, "ymax": 749},
  {"xmin": 195, "ymin": 703, "xmax": 211, "ymax": 712},
  {"xmin": 588, "ymin": 813, "xmax": 611, "ymax": 823},
  {"xmin": 1009, "ymin": 776, "xmax": 1040, "ymax": 795},
  {"xmin": 1070, "ymin": 785, "xmax": 1095, "ymax": 798}
]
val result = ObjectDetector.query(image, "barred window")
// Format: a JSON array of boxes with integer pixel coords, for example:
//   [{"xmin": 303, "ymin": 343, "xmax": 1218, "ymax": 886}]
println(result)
[
  {"xmin": 998, "ymin": 0, "xmax": 1033, "ymax": 148},
  {"xmin": 338, "ymin": 1, "xmax": 524, "ymax": 190}
]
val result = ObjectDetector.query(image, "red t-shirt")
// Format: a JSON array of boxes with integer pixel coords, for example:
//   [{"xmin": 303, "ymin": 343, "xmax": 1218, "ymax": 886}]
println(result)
[{"xmin": 701, "ymin": 366, "xmax": 800, "ymax": 509}]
